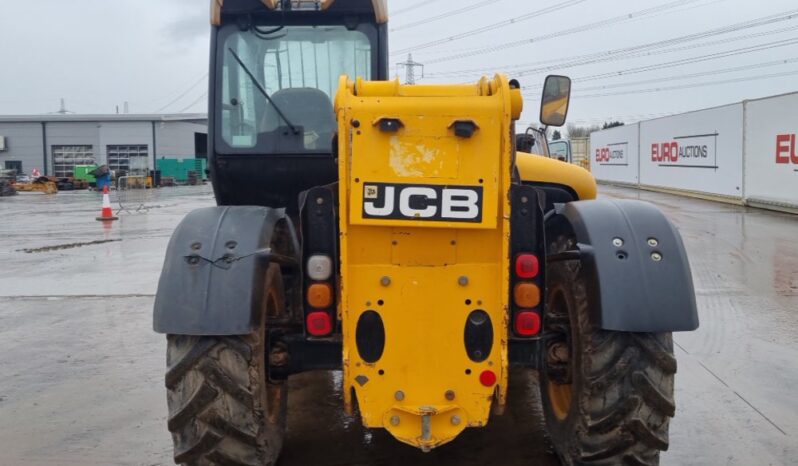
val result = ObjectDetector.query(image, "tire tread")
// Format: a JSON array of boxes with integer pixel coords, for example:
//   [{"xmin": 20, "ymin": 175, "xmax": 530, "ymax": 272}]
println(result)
[{"xmin": 543, "ymin": 235, "xmax": 677, "ymax": 466}]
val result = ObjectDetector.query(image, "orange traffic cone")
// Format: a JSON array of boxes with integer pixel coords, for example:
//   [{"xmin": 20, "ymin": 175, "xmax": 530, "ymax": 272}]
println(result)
[{"xmin": 96, "ymin": 186, "xmax": 119, "ymax": 221}]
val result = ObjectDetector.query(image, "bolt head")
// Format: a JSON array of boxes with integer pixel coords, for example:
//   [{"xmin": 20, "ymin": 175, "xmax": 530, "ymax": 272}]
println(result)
[
  {"xmin": 394, "ymin": 391, "xmax": 405, "ymax": 401},
  {"xmin": 451, "ymin": 415, "xmax": 461, "ymax": 426},
  {"xmin": 458, "ymin": 276, "xmax": 469, "ymax": 286},
  {"xmin": 380, "ymin": 276, "xmax": 391, "ymax": 287},
  {"xmin": 390, "ymin": 415, "xmax": 400, "ymax": 426},
  {"xmin": 651, "ymin": 252, "xmax": 663, "ymax": 262},
  {"xmin": 445, "ymin": 390, "xmax": 456, "ymax": 401},
  {"xmin": 612, "ymin": 238, "xmax": 624, "ymax": 247},
  {"xmin": 648, "ymin": 238, "xmax": 659, "ymax": 247},
  {"xmin": 316, "ymin": 197, "xmax": 325, "ymax": 205}
]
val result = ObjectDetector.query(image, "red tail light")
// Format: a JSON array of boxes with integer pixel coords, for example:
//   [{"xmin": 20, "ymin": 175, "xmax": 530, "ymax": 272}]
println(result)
[
  {"xmin": 515, "ymin": 254, "xmax": 540, "ymax": 279},
  {"xmin": 514, "ymin": 311, "xmax": 541, "ymax": 337},
  {"xmin": 479, "ymin": 370, "xmax": 497, "ymax": 387},
  {"xmin": 306, "ymin": 311, "xmax": 333, "ymax": 336}
]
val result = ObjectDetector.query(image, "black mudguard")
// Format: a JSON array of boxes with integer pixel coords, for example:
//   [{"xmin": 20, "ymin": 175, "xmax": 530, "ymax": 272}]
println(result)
[
  {"xmin": 554, "ymin": 200, "xmax": 699, "ymax": 332},
  {"xmin": 153, "ymin": 206, "xmax": 287, "ymax": 335}
]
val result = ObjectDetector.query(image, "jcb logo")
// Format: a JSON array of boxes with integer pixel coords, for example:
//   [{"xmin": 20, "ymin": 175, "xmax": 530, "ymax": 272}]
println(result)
[
  {"xmin": 776, "ymin": 134, "xmax": 798, "ymax": 164},
  {"xmin": 362, "ymin": 183, "xmax": 483, "ymax": 223}
]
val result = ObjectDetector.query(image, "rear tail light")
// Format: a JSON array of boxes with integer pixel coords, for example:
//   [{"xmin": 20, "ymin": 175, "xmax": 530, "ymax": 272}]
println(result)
[
  {"xmin": 306, "ymin": 311, "xmax": 333, "ymax": 337},
  {"xmin": 513, "ymin": 282, "xmax": 541, "ymax": 308},
  {"xmin": 515, "ymin": 254, "xmax": 539, "ymax": 279},
  {"xmin": 514, "ymin": 311, "xmax": 541, "ymax": 337},
  {"xmin": 307, "ymin": 283, "xmax": 333, "ymax": 308},
  {"xmin": 307, "ymin": 255, "xmax": 333, "ymax": 281}
]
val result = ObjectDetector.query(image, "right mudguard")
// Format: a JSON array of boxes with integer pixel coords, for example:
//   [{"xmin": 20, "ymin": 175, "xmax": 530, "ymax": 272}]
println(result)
[{"xmin": 551, "ymin": 199, "xmax": 699, "ymax": 333}]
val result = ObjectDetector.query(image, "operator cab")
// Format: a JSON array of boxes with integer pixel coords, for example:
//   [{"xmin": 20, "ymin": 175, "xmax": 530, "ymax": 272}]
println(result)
[
  {"xmin": 516, "ymin": 127, "xmax": 550, "ymax": 157},
  {"xmin": 548, "ymin": 140, "xmax": 571, "ymax": 163},
  {"xmin": 209, "ymin": 0, "xmax": 388, "ymax": 208}
]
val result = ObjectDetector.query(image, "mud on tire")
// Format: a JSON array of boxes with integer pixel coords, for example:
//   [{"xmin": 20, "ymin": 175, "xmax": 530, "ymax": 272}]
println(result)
[
  {"xmin": 541, "ymin": 236, "xmax": 677, "ymax": 466},
  {"xmin": 165, "ymin": 265, "xmax": 287, "ymax": 466}
]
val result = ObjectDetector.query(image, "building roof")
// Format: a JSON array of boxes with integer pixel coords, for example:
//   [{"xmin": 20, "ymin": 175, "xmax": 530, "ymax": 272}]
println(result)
[{"xmin": 0, "ymin": 113, "xmax": 208, "ymax": 124}]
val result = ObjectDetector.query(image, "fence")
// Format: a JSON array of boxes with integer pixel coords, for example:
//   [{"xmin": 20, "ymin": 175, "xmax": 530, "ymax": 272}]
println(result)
[
  {"xmin": 588, "ymin": 91, "xmax": 798, "ymax": 212},
  {"xmin": 116, "ymin": 175, "xmax": 152, "ymax": 214}
]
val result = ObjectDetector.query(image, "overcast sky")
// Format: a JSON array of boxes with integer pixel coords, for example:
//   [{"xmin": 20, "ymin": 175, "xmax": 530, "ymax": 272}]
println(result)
[{"xmin": 1, "ymin": 0, "xmax": 797, "ymax": 129}]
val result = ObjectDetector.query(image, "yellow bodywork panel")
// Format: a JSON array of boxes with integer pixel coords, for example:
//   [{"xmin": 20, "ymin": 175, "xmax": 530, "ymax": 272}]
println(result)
[
  {"xmin": 516, "ymin": 151, "xmax": 598, "ymax": 201},
  {"xmin": 335, "ymin": 75, "xmax": 521, "ymax": 451}
]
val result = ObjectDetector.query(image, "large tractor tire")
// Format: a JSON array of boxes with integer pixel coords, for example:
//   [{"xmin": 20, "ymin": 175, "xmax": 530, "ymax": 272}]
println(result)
[
  {"xmin": 541, "ymin": 236, "xmax": 677, "ymax": 466},
  {"xmin": 164, "ymin": 264, "xmax": 287, "ymax": 466}
]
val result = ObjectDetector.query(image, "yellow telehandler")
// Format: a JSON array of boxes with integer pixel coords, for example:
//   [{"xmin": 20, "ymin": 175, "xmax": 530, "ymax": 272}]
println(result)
[{"xmin": 154, "ymin": 2, "xmax": 698, "ymax": 464}]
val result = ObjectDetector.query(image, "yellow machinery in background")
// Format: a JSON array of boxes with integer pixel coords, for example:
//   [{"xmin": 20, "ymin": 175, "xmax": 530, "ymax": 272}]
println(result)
[{"xmin": 13, "ymin": 177, "xmax": 57, "ymax": 194}]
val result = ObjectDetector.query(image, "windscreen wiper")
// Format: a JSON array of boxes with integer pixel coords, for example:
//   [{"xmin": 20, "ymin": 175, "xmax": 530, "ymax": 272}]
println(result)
[{"xmin": 227, "ymin": 48, "xmax": 299, "ymax": 135}]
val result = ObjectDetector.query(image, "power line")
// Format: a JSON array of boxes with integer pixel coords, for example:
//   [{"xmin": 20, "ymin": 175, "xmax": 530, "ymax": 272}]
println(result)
[
  {"xmin": 520, "ymin": 25, "xmax": 798, "ymax": 84},
  {"xmin": 390, "ymin": 0, "xmax": 497, "ymax": 32},
  {"xmin": 561, "ymin": 57, "xmax": 798, "ymax": 94},
  {"xmin": 176, "ymin": 92, "xmax": 208, "ymax": 113},
  {"xmin": 573, "ymin": 69, "xmax": 798, "ymax": 99},
  {"xmin": 408, "ymin": 0, "xmax": 723, "ymax": 60},
  {"xmin": 423, "ymin": 0, "xmax": 712, "ymax": 64},
  {"xmin": 392, "ymin": 0, "xmax": 588, "ymax": 55},
  {"xmin": 517, "ymin": 38, "xmax": 798, "ymax": 100},
  {"xmin": 392, "ymin": 0, "xmax": 443, "ymax": 17},
  {"xmin": 567, "ymin": 112, "xmax": 679, "ymax": 124},
  {"xmin": 560, "ymin": 37, "xmax": 798, "ymax": 85},
  {"xmin": 154, "ymin": 74, "xmax": 208, "ymax": 113},
  {"xmin": 425, "ymin": 9, "xmax": 798, "ymax": 79},
  {"xmin": 137, "ymin": 72, "xmax": 209, "ymax": 107},
  {"xmin": 518, "ymin": 32, "xmax": 798, "ymax": 94}
]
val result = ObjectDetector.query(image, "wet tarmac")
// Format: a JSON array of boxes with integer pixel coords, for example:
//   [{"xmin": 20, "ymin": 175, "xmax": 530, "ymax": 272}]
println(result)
[{"xmin": 0, "ymin": 185, "xmax": 796, "ymax": 465}]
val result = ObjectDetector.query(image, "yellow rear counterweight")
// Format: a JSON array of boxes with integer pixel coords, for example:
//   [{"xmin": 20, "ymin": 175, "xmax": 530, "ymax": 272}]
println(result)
[{"xmin": 334, "ymin": 75, "xmax": 522, "ymax": 451}]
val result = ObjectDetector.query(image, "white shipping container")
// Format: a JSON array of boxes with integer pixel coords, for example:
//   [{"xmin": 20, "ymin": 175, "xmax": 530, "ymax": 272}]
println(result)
[
  {"xmin": 639, "ymin": 104, "xmax": 743, "ymax": 198},
  {"xmin": 744, "ymin": 92, "xmax": 798, "ymax": 209},
  {"xmin": 589, "ymin": 124, "xmax": 639, "ymax": 185}
]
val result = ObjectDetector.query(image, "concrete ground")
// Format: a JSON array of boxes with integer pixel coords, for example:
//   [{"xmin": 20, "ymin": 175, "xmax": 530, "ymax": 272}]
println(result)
[{"xmin": 0, "ymin": 184, "xmax": 795, "ymax": 465}]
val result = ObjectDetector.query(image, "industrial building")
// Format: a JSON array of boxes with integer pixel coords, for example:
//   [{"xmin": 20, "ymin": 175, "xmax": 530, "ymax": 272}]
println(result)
[{"xmin": 0, "ymin": 114, "xmax": 207, "ymax": 177}]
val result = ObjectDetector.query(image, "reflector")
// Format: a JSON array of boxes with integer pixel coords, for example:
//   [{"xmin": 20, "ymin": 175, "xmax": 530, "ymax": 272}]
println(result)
[{"xmin": 479, "ymin": 370, "xmax": 497, "ymax": 387}]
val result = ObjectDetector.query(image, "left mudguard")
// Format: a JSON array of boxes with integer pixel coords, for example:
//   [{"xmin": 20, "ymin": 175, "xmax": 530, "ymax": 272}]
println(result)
[
  {"xmin": 153, "ymin": 206, "xmax": 287, "ymax": 335},
  {"xmin": 552, "ymin": 199, "xmax": 699, "ymax": 332}
]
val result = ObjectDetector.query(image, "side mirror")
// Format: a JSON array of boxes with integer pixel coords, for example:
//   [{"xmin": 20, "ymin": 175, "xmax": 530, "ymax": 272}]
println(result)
[{"xmin": 540, "ymin": 75, "xmax": 571, "ymax": 127}]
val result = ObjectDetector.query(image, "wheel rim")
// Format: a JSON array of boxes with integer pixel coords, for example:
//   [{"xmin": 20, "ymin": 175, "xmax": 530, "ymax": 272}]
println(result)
[
  {"xmin": 264, "ymin": 279, "xmax": 286, "ymax": 426},
  {"xmin": 547, "ymin": 380, "xmax": 573, "ymax": 421},
  {"xmin": 546, "ymin": 288, "xmax": 574, "ymax": 421}
]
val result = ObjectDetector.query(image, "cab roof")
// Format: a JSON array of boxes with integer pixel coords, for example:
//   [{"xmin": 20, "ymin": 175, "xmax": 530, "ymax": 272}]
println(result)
[{"xmin": 212, "ymin": 0, "xmax": 388, "ymax": 25}]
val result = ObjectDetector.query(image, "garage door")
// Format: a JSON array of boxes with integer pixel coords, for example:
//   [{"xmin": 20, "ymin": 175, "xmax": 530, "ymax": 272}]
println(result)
[
  {"xmin": 107, "ymin": 145, "xmax": 149, "ymax": 175},
  {"xmin": 52, "ymin": 145, "xmax": 95, "ymax": 178}
]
